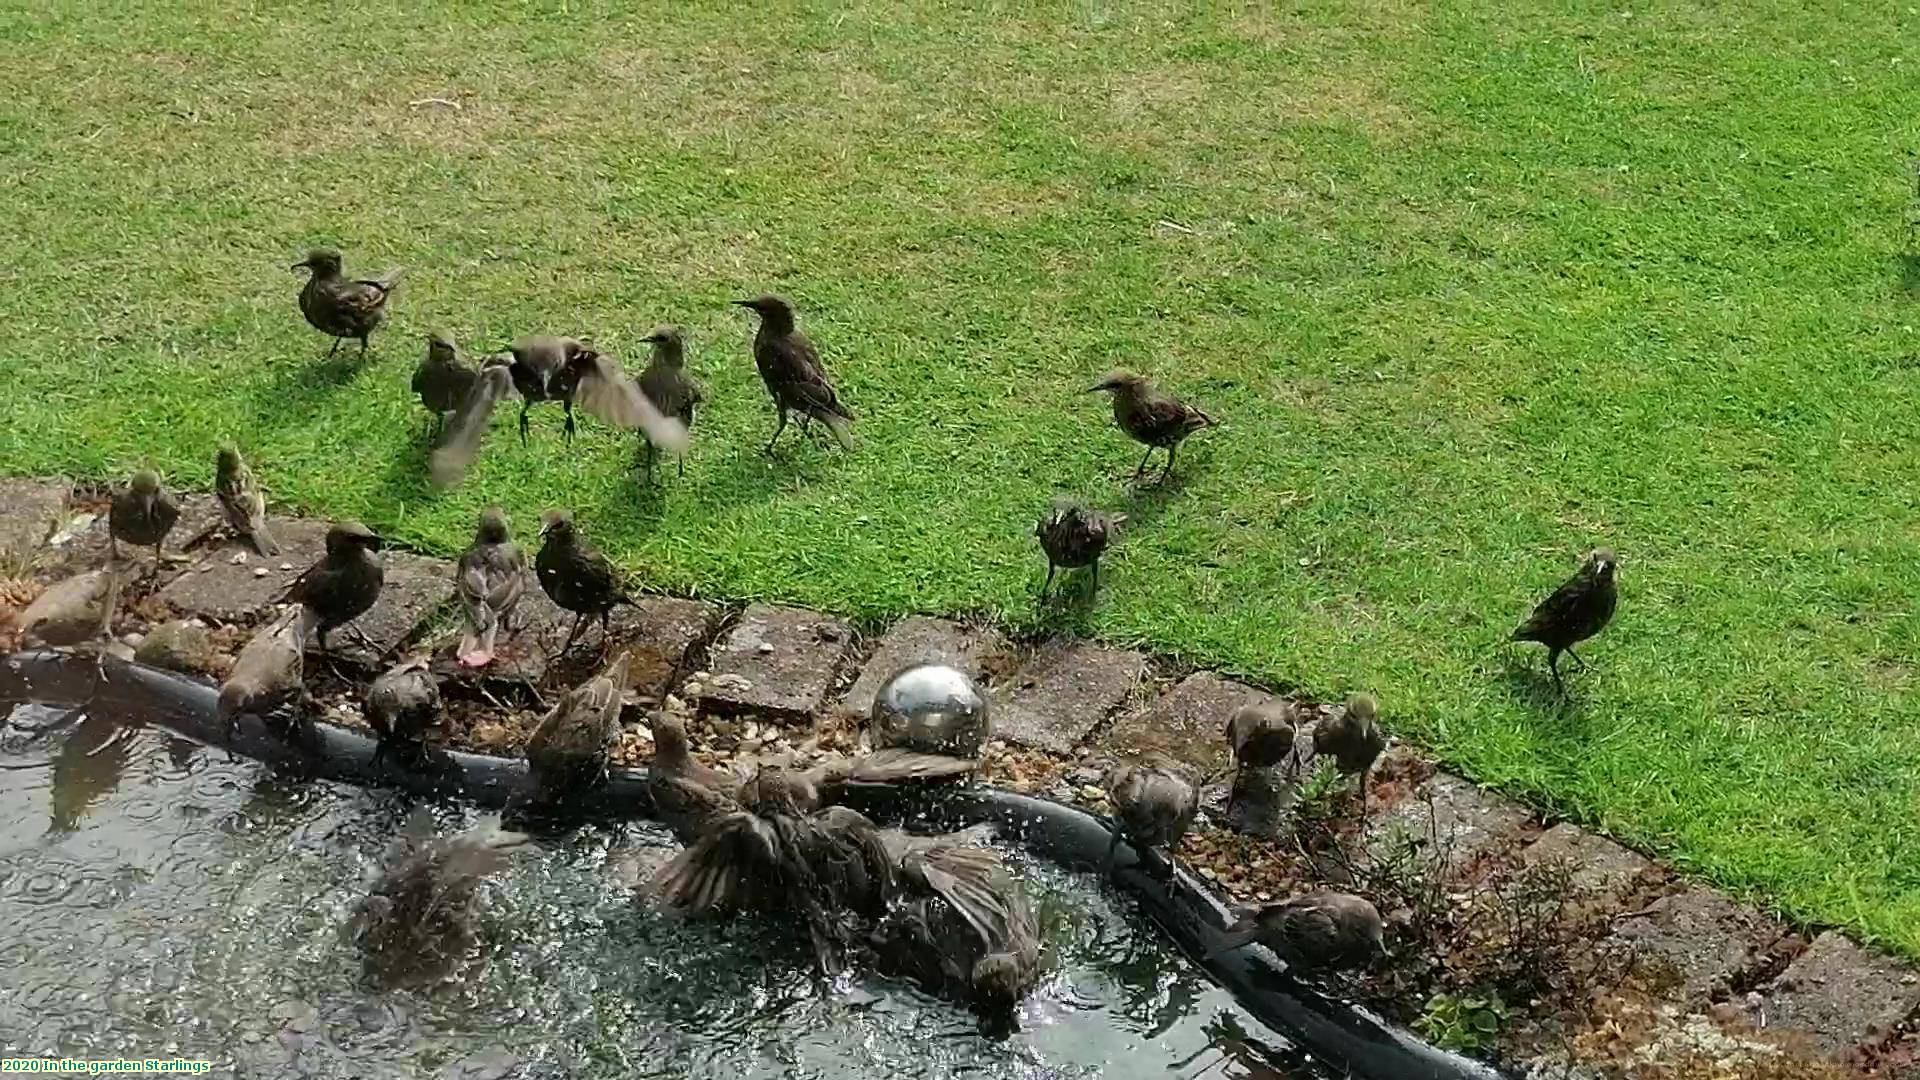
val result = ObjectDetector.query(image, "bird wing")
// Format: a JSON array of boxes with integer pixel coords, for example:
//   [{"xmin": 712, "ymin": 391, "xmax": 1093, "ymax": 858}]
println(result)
[
  {"xmin": 844, "ymin": 748, "xmax": 977, "ymax": 785},
  {"xmin": 906, "ymin": 844, "xmax": 1019, "ymax": 950},
  {"xmin": 355, "ymin": 267, "xmax": 405, "ymax": 292},
  {"xmin": 651, "ymin": 810, "xmax": 784, "ymax": 914},
  {"xmin": 572, "ymin": 351, "xmax": 690, "ymax": 452},
  {"xmin": 759, "ymin": 334, "xmax": 851, "ymax": 419},
  {"xmin": 430, "ymin": 364, "xmax": 517, "ymax": 487},
  {"xmin": 1513, "ymin": 574, "xmax": 1588, "ymax": 641}
]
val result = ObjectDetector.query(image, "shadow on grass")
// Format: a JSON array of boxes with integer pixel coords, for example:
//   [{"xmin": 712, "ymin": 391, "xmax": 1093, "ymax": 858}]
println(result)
[
  {"xmin": 1900, "ymin": 251, "xmax": 1920, "ymax": 295},
  {"xmin": 1031, "ymin": 567, "xmax": 1104, "ymax": 635},
  {"xmin": 243, "ymin": 351, "xmax": 375, "ymax": 430},
  {"xmin": 369, "ymin": 419, "xmax": 443, "ymax": 514},
  {"xmin": 1499, "ymin": 654, "xmax": 1583, "ymax": 718}
]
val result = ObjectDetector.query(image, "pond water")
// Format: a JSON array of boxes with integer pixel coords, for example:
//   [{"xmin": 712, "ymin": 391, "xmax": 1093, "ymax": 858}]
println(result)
[{"xmin": 0, "ymin": 704, "xmax": 1328, "ymax": 1079}]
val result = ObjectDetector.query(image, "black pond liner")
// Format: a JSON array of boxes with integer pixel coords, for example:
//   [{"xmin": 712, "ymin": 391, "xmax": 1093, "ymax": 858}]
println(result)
[{"xmin": 1, "ymin": 650, "xmax": 1506, "ymax": 1080}]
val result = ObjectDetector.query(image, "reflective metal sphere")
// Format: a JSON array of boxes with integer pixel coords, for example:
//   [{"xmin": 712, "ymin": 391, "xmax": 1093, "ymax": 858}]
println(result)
[{"xmin": 871, "ymin": 663, "xmax": 991, "ymax": 756}]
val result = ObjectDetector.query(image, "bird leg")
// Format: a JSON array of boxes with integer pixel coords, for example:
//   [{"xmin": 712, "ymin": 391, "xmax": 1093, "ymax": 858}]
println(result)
[
  {"xmin": 559, "ymin": 611, "xmax": 587, "ymax": 656},
  {"xmin": 358, "ymin": 336, "xmax": 370, "ymax": 360},
  {"xmin": 1565, "ymin": 646, "xmax": 1589, "ymax": 671},
  {"xmin": 1040, "ymin": 563, "xmax": 1056, "ymax": 601},
  {"xmin": 562, "ymin": 399, "xmax": 577, "ymax": 445},
  {"xmin": 1547, "ymin": 649, "xmax": 1567, "ymax": 694},
  {"xmin": 640, "ymin": 441, "xmax": 658, "ymax": 485},
  {"xmin": 346, "ymin": 623, "xmax": 378, "ymax": 650},
  {"xmin": 109, "ymin": 536, "xmax": 120, "ymax": 561},
  {"xmin": 518, "ymin": 401, "xmax": 533, "ymax": 447},
  {"xmin": 1089, "ymin": 560, "xmax": 1100, "ymax": 597},
  {"xmin": 1159, "ymin": 443, "xmax": 1178, "ymax": 483},
  {"xmin": 597, "ymin": 610, "xmax": 614, "ymax": 655},
  {"xmin": 327, "ymin": 337, "xmax": 343, "ymax": 361},
  {"xmin": 763, "ymin": 408, "xmax": 790, "ymax": 456},
  {"xmin": 1132, "ymin": 445, "xmax": 1156, "ymax": 481}
]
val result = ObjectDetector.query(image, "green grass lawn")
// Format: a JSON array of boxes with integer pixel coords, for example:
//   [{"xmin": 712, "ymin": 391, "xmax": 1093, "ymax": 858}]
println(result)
[{"xmin": 3, "ymin": 0, "xmax": 1918, "ymax": 952}]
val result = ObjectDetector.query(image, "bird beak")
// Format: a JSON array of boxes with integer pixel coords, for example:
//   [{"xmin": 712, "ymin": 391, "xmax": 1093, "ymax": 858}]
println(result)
[
  {"xmin": 365, "ymin": 535, "xmax": 386, "ymax": 551},
  {"xmin": 289, "ymin": 261, "xmax": 306, "ymax": 272},
  {"xmin": 1085, "ymin": 381, "xmax": 1112, "ymax": 393},
  {"xmin": 730, "ymin": 299, "xmax": 756, "ymax": 309}
]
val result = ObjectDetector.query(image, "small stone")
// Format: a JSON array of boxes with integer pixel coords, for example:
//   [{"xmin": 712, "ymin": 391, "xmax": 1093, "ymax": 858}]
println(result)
[
  {"xmin": 229, "ymin": 552, "xmax": 249, "ymax": 565},
  {"xmin": 681, "ymin": 681, "xmax": 704, "ymax": 697},
  {"xmin": 757, "ymin": 642, "xmax": 775, "ymax": 654},
  {"xmin": 278, "ymin": 563, "xmax": 294, "ymax": 572},
  {"xmin": 1078, "ymin": 784, "xmax": 1105, "ymax": 802},
  {"xmin": 1068, "ymin": 766, "xmax": 1101, "ymax": 785},
  {"xmin": 253, "ymin": 567, "xmax": 269, "ymax": 578},
  {"xmin": 120, "ymin": 633, "xmax": 142, "ymax": 648}
]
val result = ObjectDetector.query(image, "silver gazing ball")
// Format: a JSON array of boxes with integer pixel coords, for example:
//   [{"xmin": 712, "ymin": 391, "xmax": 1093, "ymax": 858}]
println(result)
[{"xmin": 871, "ymin": 664, "xmax": 991, "ymax": 757}]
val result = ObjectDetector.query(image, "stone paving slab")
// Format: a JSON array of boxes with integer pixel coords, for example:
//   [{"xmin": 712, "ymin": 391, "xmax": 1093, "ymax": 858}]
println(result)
[
  {"xmin": 491, "ymin": 583, "xmax": 717, "ymax": 698},
  {"xmin": 1104, "ymin": 670, "xmax": 1277, "ymax": 777},
  {"xmin": 839, "ymin": 616, "xmax": 1008, "ymax": 721},
  {"xmin": 1611, "ymin": 887, "xmax": 1787, "ymax": 1005},
  {"xmin": 312, "ymin": 553, "xmax": 454, "ymax": 669},
  {"xmin": 1365, "ymin": 772, "xmax": 1534, "ymax": 873},
  {"xmin": 994, "ymin": 640, "xmax": 1147, "ymax": 754},
  {"xmin": 52, "ymin": 493, "xmax": 227, "ymax": 577},
  {"xmin": 695, "ymin": 604, "xmax": 852, "ymax": 720},
  {"xmin": 0, "ymin": 479, "xmax": 67, "ymax": 563},
  {"xmin": 1757, "ymin": 931, "xmax": 1920, "ymax": 1060},
  {"xmin": 1521, "ymin": 822, "xmax": 1659, "ymax": 902},
  {"xmin": 157, "ymin": 517, "xmax": 331, "ymax": 624}
]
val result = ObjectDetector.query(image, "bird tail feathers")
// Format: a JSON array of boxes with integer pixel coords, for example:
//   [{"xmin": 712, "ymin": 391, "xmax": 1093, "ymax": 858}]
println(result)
[
  {"xmin": 818, "ymin": 412, "xmax": 857, "ymax": 451},
  {"xmin": 1206, "ymin": 919, "xmax": 1264, "ymax": 958},
  {"xmin": 249, "ymin": 521, "xmax": 281, "ymax": 557}
]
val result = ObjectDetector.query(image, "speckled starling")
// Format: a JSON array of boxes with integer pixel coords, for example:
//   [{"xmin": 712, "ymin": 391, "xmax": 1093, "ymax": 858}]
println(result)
[
  {"xmin": 215, "ymin": 445, "xmax": 280, "ymax": 557},
  {"xmin": 733, "ymin": 295, "xmax": 856, "ymax": 454},
  {"xmin": 216, "ymin": 605, "xmax": 309, "ymax": 741},
  {"xmin": 454, "ymin": 507, "xmax": 526, "ymax": 668},
  {"xmin": 413, "ymin": 332, "xmax": 478, "ymax": 438},
  {"xmin": 635, "ymin": 325, "xmax": 703, "ymax": 481},
  {"xmin": 1312, "ymin": 693, "xmax": 1387, "ymax": 809},
  {"xmin": 534, "ymin": 510, "xmax": 629, "ymax": 655},
  {"xmin": 293, "ymin": 248, "xmax": 402, "ymax": 359},
  {"xmin": 1227, "ymin": 700, "xmax": 1299, "ymax": 771},
  {"xmin": 1087, "ymin": 371, "xmax": 1213, "ymax": 482},
  {"xmin": 366, "ymin": 656, "xmax": 441, "ymax": 770},
  {"xmin": 1513, "ymin": 548, "xmax": 1619, "ymax": 692},
  {"xmin": 1104, "ymin": 753, "xmax": 1199, "ymax": 868},
  {"xmin": 646, "ymin": 715, "xmax": 744, "ymax": 844},
  {"xmin": 285, "ymin": 522, "xmax": 385, "ymax": 655},
  {"xmin": 525, "ymin": 653, "xmax": 630, "ymax": 801},
  {"xmin": 1208, "ymin": 890, "xmax": 1386, "ymax": 978},
  {"xmin": 109, "ymin": 469, "xmax": 180, "ymax": 565},
  {"xmin": 1035, "ymin": 498, "xmax": 1124, "ymax": 600}
]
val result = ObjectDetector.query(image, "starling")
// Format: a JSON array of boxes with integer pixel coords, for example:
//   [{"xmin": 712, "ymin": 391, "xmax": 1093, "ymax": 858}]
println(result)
[
  {"xmin": 1312, "ymin": 693, "xmax": 1387, "ymax": 809},
  {"xmin": 12, "ymin": 569, "xmax": 117, "ymax": 646},
  {"xmin": 428, "ymin": 362, "xmax": 516, "ymax": 487},
  {"xmin": 870, "ymin": 837, "xmax": 1042, "ymax": 1023},
  {"xmin": 365, "ymin": 656, "xmax": 441, "ymax": 770},
  {"xmin": 1208, "ymin": 890, "xmax": 1386, "ymax": 978},
  {"xmin": 108, "ymin": 469, "xmax": 181, "ymax": 566},
  {"xmin": 214, "ymin": 445, "xmax": 280, "ymax": 557},
  {"xmin": 413, "ymin": 332, "xmax": 478, "ymax": 438},
  {"xmin": 733, "ymin": 295, "xmax": 856, "ymax": 454},
  {"xmin": 354, "ymin": 809, "xmax": 526, "ymax": 989},
  {"xmin": 1087, "ymin": 371, "xmax": 1214, "ymax": 482},
  {"xmin": 635, "ymin": 325, "xmax": 703, "ymax": 481},
  {"xmin": 284, "ymin": 521, "xmax": 385, "ymax": 655},
  {"xmin": 1227, "ymin": 700, "xmax": 1299, "ymax": 772},
  {"xmin": 453, "ymin": 507, "xmax": 526, "ymax": 668},
  {"xmin": 216, "ymin": 605, "xmax": 309, "ymax": 741},
  {"xmin": 525, "ymin": 653, "xmax": 630, "ymax": 801},
  {"xmin": 1103, "ymin": 753, "xmax": 1200, "ymax": 868},
  {"xmin": 506, "ymin": 336, "xmax": 690, "ymax": 451},
  {"xmin": 646, "ymin": 715, "xmax": 745, "ymax": 844},
  {"xmin": 1035, "ymin": 498, "xmax": 1124, "ymax": 600},
  {"xmin": 1513, "ymin": 548, "xmax": 1619, "ymax": 692},
  {"xmin": 534, "ymin": 510, "xmax": 629, "ymax": 655},
  {"xmin": 293, "ymin": 248, "xmax": 403, "ymax": 360}
]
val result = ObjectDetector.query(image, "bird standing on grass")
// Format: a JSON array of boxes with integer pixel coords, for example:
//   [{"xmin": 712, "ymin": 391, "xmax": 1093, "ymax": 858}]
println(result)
[
  {"xmin": 216, "ymin": 605, "xmax": 309, "ymax": 741},
  {"xmin": 366, "ymin": 656, "xmax": 441, "ymax": 770},
  {"xmin": 1208, "ymin": 890, "xmax": 1385, "ymax": 978},
  {"xmin": 1512, "ymin": 548, "xmax": 1618, "ymax": 693},
  {"xmin": 1035, "ymin": 498, "xmax": 1123, "ymax": 601},
  {"xmin": 635, "ymin": 325, "xmax": 703, "ymax": 482},
  {"xmin": 1312, "ymin": 693, "xmax": 1387, "ymax": 810},
  {"xmin": 293, "ymin": 248, "xmax": 402, "ymax": 360},
  {"xmin": 734, "ymin": 294, "xmax": 856, "ymax": 454},
  {"xmin": 285, "ymin": 522, "xmax": 385, "ymax": 657},
  {"xmin": 1087, "ymin": 371, "xmax": 1213, "ymax": 483},
  {"xmin": 109, "ymin": 469, "xmax": 180, "ymax": 567},
  {"xmin": 454, "ymin": 507, "xmax": 526, "ymax": 669},
  {"xmin": 214, "ymin": 445, "xmax": 279, "ymax": 557},
  {"xmin": 525, "ymin": 653, "xmax": 630, "ymax": 802},
  {"xmin": 413, "ymin": 332, "xmax": 479, "ymax": 439},
  {"xmin": 534, "ymin": 510, "xmax": 629, "ymax": 656},
  {"xmin": 1103, "ymin": 753, "xmax": 1200, "ymax": 870}
]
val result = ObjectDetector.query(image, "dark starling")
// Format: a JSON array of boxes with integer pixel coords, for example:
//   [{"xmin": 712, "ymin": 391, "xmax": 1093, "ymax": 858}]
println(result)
[
  {"xmin": 1513, "ymin": 548, "xmax": 1619, "ymax": 692},
  {"xmin": 1208, "ymin": 890, "xmax": 1386, "ymax": 977},
  {"xmin": 1103, "ymin": 753, "xmax": 1200, "ymax": 867},
  {"xmin": 293, "ymin": 248, "xmax": 403, "ymax": 360},
  {"xmin": 733, "ymin": 295, "xmax": 856, "ymax": 454},
  {"xmin": 365, "ymin": 656, "xmax": 441, "ymax": 770},
  {"xmin": 413, "ymin": 332, "xmax": 478, "ymax": 438},
  {"xmin": 214, "ymin": 445, "xmax": 280, "ymax": 557},
  {"xmin": 534, "ymin": 509, "xmax": 629, "ymax": 655},
  {"xmin": 454, "ymin": 507, "xmax": 526, "ymax": 669},
  {"xmin": 1087, "ymin": 371, "xmax": 1214, "ymax": 482},
  {"xmin": 284, "ymin": 521, "xmax": 385, "ymax": 655},
  {"xmin": 108, "ymin": 469, "xmax": 181, "ymax": 566},
  {"xmin": 12, "ymin": 569, "xmax": 117, "ymax": 646},
  {"xmin": 646, "ymin": 715, "xmax": 744, "ymax": 844},
  {"xmin": 428, "ymin": 362, "xmax": 516, "ymax": 488},
  {"xmin": 869, "ymin": 837, "xmax": 1042, "ymax": 1023},
  {"xmin": 216, "ymin": 605, "xmax": 309, "ymax": 741},
  {"xmin": 506, "ymin": 336, "xmax": 690, "ymax": 450},
  {"xmin": 525, "ymin": 653, "xmax": 630, "ymax": 800},
  {"xmin": 1227, "ymin": 700, "xmax": 1299, "ymax": 771},
  {"xmin": 1312, "ymin": 693, "xmax": 1387, "ymax": 809},
  {"xmin": 1035, "ymin": 498, "xmax": 1124, "ymax": 600},
  {"xmin": 353, "ymin": 809, "xmax": 525, "ymax": 989},
  {"xmin": 635, "ymin": 325, "xmax": 703, "ymax": 481}
]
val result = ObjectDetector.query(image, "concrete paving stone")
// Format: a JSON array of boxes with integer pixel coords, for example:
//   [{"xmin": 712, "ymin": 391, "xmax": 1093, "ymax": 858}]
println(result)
[
  {"xmin": 0, "ymin": 479, "xmax": 68, "ymax": 564},
  {"xmin": 993, "ymin": 640, "xmax": 1148, "ymax": 754},
  {"xmin": 1521, "ymin": 822, "xmax": 1659, "ymax": 902},
  {"xmin": 1103, "ymin": 670, "xmax": 1278, "ymax": 777},
  {"xmin": 697, "ymin": 604, "xmax": 853, "ymax": 720},
  {"xmin": 52, "ymin": 493, "xmax": 227, "ymax": 579},
  {"xmin": 1365, "ymin": 771, "xmax": 1535, "ymax": 873},
  {"xmin": 839, "ymin": 616, "xmax": 1008, "ymax": 721},
  {"xmin": 1758, "ymin": 931, "xmax": 1920, "ymax": 1060},
  {"xmin": 1610, "ymin": 887, "xmax": 1786, "ymax": 1005},
  {"xmin": 157, "ymin": 518, "xmax": 332, "ymax": 624},
  {"xmin": 312, "ymin": 553, "xmax": 454, "ymax": 669},
  {"xmin": 488, "ymin": 584, "xmax": 715, "ymax": 699}
]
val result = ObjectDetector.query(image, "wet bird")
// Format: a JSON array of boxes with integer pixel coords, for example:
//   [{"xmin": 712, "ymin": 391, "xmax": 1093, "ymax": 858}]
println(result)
[
  {"xmin": 366, "ymin": 656, "xmax": 441, "ymax": 770},
  {"xmin": 216, "ymin": 605, "xmax": 309, "ymax": 741},
  {"xmin": 646, "ymin": 715, "xmax": 745, "ymax": 844},
  {"xmin": 733, "ymin": 294, "xmax": 856, "ymax": 454},
  {"xmin": 293, "ymin": 248, "xmax": 403, "ymax": 359},
  {"xmin": 214, "ymin": 445, "xmax": 280, "ymax": 557},
  {"xmin": 354, "ymin": 810, "xmax": 526, "ymax": 989},
  {"xmin": 1087, "ymin": 371, "xmax": 1214, "ymax": 483},
  {"xmin": 453, "ymin": 507, "xmax": 526, "ymax": 669},
  {"xmin": 1227, "ymin": 700, "xmax": 1299, "ymax": 772},
  {"xmin": 846, "ymin": 667, "xmax": 992, "ymax": 786},
  {"xmin": 1513, "ymin": 548, "xmax": 1619, "ymax": 692},
  {"xmin": 525, "ymin": 653, "xmax": 630, "ymax": 801},
  {"xmin": 413, "ymin": 332, "xmax": 479, "ymax": 439},
  {"xmin": 869, "ymin": 834, "xmax": 1042, "ymax": 1024},
  {"xmin": 1208, "ymin": 890, "xmax": 1386, "ymax": 978},
  {"xmin": 1035, "ymin": 498, "xmax": 1124, "ymax": 600},
  {"xmin": 534, "ymin": 510, "xmax": 629, "ymax": 655},
  {"xmin": 1312, "ymin": 693, "xmax": 1387, "ymax": 809},
  {"xmin": 108, "ymin": 469, "xmax": 181, "ymax": 566},
  {"xmin": 11, "ymin": 569, "xmax": 118, "ymax": 647},
  {"xmin": 1104, "ymin": 753, "xmax": 1200, "ymax": 869},
  {"xmin": 284, "ymin": 522, "xmax": 385, "ymax": 656},
  {"xmin": 635, "ymin": 325, "xmax": 703, "ymax": 482}
]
